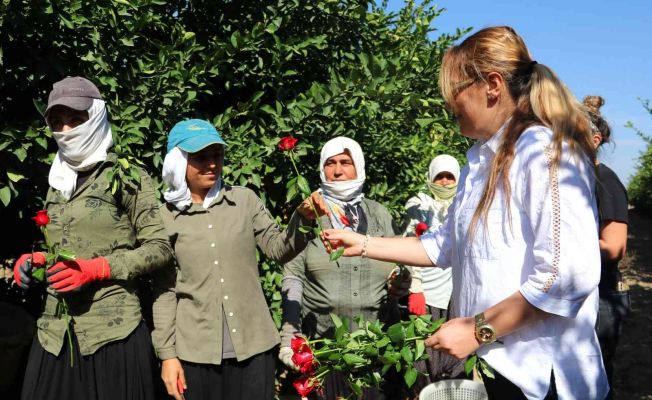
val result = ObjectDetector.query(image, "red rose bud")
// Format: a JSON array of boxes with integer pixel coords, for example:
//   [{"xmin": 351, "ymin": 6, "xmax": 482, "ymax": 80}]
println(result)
[
  {"xmin": 340, "ymin": 214, "xmax": 351, "ymax": 227},
  {"xmin": 415, "ymin": 222, "xmax": 428, "ymax": 237},
  {"xmin": 291, "ymin": 336, "xmax": 309, "ymax": 353},
  {"xmin": 32, "ymin": 210, "xmax": 50, "ymax": 227},
  {"xmin": 292, "ymin": 350, "xmax": 314, "ymax": 367},
  {"xmin": 278, "ymin": 136, "xmax": 299, "ymax": 151},
  {"xmin": 293, "ymin": 376, "xmax": 317, "ymax": 397}
]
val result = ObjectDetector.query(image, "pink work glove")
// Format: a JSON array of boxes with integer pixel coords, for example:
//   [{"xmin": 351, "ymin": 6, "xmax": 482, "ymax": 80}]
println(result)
[
  {"xmin": 13, "ymin": 252, "xmax": 46, "ymax": 289},
  {"xmin": 47, "ymin": 257, "xmax": 111, "ymax": 293},
  {"xmin": 408, "ymin": 292, "xmax": 427, "ymax": 316}
]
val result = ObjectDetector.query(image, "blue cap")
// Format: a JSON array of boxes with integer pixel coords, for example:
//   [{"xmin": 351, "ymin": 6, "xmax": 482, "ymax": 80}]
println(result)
[{"xmin": 167, "ymin": 119, "xmax": 226, "ymax": 153}]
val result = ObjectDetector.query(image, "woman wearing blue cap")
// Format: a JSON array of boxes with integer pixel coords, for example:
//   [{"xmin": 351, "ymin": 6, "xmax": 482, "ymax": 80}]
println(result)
[{"xmin": 152, "ymin": 119, "xmax": 328, "ymax": 400}]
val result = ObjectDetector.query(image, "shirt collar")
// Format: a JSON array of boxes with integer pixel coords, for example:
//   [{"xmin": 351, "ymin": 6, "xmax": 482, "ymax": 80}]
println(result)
[
  {"xmin": 482, "ymin": 120, "xmax": 508, "ymax": 154},
  {"xmin": 170, "ymin": 183, "xmax": 234, "ymax": 217}
]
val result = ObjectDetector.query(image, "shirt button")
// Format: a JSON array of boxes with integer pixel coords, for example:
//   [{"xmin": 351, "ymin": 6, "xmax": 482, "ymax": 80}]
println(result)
[
  {"xmin": 214, "ymin": 260, "xmax": 219, "ymax": 265},
  {"xmin": 232, "ymin": 328, "xmax": 237, "ymax": 333},
  {"xmin": 211, "ymin": 243, "xmax": 216, "ymax": 247},
  {"xmin": 229, "ymin": 312, "xmax": 234, "ymax": 317},
  {"xmin": 353, "ymin": 292, "xmax": 358, "ymax": 296},
  {"xmin": 224, "ymin": 295, "xmax": 228, "ymax": 300},
  {"xmin": 353, "ymin": 266, "xmax": 358, "ymax": 271},
  {"xmin": 220, "ymin": 278, "xmax": 224, "ymax": 283},
  {"xmin": 208, "ymin": 224, "xmax": 213, "ymax": 229}
]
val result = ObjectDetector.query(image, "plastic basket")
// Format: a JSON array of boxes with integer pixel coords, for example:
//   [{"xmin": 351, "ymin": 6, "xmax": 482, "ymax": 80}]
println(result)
[{"xmin": 419, "ymin": 379, "xmax": 488, "ymax": 400}]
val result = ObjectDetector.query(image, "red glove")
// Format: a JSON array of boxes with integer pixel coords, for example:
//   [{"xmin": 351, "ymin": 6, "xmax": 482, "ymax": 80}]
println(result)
[
  {"xmin": 408, "ymin": 292, "xmax": 427, "ymax": 316},
  {"xmin": 13, "ymin": 252, "xmax": 46, "ymax": 289},
  {"xmin": 47, "ymin": 257, "xmax": 111, "ymax": 293}
]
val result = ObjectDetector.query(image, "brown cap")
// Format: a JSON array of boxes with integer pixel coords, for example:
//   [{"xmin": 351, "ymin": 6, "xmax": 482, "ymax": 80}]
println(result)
[{"xmin": 45, "ymin": 76, "xmax": 103, "ymax": 116}]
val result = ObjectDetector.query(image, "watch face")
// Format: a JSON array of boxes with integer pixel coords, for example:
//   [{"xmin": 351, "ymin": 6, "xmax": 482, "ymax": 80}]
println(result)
[{"xmin": 478, "ymin": 327, "xmax": 495, "ymax": 342}]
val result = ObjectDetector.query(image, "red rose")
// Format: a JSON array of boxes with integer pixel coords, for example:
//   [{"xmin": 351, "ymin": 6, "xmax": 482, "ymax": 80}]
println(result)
[
  {"xmin": 32, "ymin": 210, "xmax": 50, "ymax": 227},
  {"xmin": 278, "ymin": 136, "xmax": 298, "ymax": 151},
  {"xmin": 293, "ymin": 376, "xmax": 317, "ymax": 397},
  {"xmin": 299, "ymin": 359, "xmax": 317, "ymax": 374},
  {"xmin": 415, "ymin": 222, "xmax": 428, "ymax": 237},
  {"xmin": 340, "ymin": 214, "xmax": 351, "ymax": 227},
  {"xmin": 291, "ymin": 336, "xmax": 310, "ymax": 353},
  {"xmin": 292, "ymin": 350, "xmax": 314, "ymax": 368}
]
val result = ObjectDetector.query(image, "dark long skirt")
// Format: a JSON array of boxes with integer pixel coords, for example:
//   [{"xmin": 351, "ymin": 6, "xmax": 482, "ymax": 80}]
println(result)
[
  {"xmin": 410, "ymin": 304, "xmax": 466, "ymax": 398},
  {"xmin": 481, "ymin": 368, "xmax": 558, "ymax": 400},
  {"xmin": 21, "ymin": 322, "xmax": 158, "ymax": 400},
  {"xmin": 310, "ymin": 369, "xmax": 404, "ymax": 400},
  {"xmin": 180, "ymin": 349, "xmax": 275, "ymax": 400}
]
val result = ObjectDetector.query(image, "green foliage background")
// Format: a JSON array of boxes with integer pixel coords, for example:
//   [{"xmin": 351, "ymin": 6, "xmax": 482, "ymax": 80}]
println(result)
[
  {"xmin": 0, "ymin": 0, "xmax": 470, "ymax": 330},
  {"xmin": 627, "ymin": 99, "xmax": 652, "ymax": 215}
]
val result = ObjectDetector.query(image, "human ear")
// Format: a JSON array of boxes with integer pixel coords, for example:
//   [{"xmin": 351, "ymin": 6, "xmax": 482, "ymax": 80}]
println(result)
[{"xmin": 485, "ymin": 72, "xmax": 504, "ymax": 101}]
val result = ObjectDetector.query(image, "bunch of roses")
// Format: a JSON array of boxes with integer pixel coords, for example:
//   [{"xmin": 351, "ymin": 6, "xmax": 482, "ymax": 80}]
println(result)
[
  {"xmin": 290, "ymin": 337, "xmax": 325, "ymax": 397},
  {"xmin": 289, "ymin": 313, "xmax": 446, "ymax": 398}
]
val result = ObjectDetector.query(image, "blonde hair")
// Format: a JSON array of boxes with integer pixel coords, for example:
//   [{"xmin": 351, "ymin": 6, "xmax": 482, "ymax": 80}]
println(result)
[
  {"xmin": 583, "ymin": 95, "xmax": 605, "ymax": 115},
  {"xmin": 583, "ymin": 95, "xmax": 612, "ymax": 144},
  {"xmin": 440, "ymin": 26, "xmax": 596, "ymax": 235}
]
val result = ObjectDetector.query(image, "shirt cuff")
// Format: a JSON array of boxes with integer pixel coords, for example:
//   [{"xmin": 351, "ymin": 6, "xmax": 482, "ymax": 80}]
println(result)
[
  {"xmin": 519, "ymin": 282, "xmax": 583, "ymax": 318},
  {"xmin": 419, "ymin": 233, "xmax": 442, "ymax": 267},
  {"xmin": 156, "ymin": 347, "xmax": 177, "ymax": 361}
]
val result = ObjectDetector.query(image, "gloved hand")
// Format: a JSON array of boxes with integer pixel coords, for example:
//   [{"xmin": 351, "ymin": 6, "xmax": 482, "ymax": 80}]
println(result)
[
  {"xmin": 408, "ymin": 292, "xmax": 427, "ymax": 315},
  {"xmin": 279, "ymin": 346, "xmax": 299, "ymax": 371},
  {"xmin": 13, "ymin": 252, "xmax": 46, "ymax": 289},
  {"xmin": 47, "ymin": 257, "xmax": 111, "ymax": 293},
  {"xmin": 387, "ymin": 266, "xmax": 411, "ymax": 298}
]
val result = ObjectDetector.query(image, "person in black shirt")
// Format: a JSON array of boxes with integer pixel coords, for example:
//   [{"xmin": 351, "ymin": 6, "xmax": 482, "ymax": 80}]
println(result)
[{"xmin": 585, "ymin": 95, "xmax": 630, "ymax": 399}]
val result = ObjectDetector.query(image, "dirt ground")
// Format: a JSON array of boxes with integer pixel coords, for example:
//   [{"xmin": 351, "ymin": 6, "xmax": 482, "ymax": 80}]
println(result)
[{"xmin": 613, "ymin": 208, "xmax": 652, "ymax": 399}]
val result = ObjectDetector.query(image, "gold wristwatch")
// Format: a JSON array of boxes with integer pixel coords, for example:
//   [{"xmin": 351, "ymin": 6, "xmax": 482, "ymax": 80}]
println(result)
[{"xmin": 474, "ymin": 312, "xmax": 497, "ymax": 345}]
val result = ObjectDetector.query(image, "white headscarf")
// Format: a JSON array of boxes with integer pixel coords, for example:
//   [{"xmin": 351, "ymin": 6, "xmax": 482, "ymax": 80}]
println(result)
[
  {"xmin": 162, "ymin": 146, "xmax": 222, "ymax": 211},
  {"xmin": 319, "ymin": 137, "xmax": 365, "ymax": 202},
  {"xmin": 426, "ymin": 154, "xmax": 460, "ymax": 202},
  {"xmin": 427, "ymin": 154, "xmax": 460, "ymax": 183},
  {"xmin": 48, "ymin": 99, "xmax": 113, "ymax": 200},
  {"xmin": 318, "ymin": 137, "xmax": 366, "ymax": 231}
]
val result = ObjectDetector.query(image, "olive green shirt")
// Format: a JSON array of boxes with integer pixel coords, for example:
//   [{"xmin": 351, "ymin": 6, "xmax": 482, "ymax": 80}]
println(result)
[
  {"xmin": 39, "ymin": 154, "xmax": 174, "ymax": 356},
  {"xmin": 152, "ymin": 185, "xmax": 314, "ymax": 364},
  {"xmin": 284, "ymin": 198, "xmax": 400, "ymax": 339}
]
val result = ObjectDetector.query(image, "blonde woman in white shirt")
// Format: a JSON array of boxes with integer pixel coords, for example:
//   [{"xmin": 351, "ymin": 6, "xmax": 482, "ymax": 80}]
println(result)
[{"xmin": 322, "ymin": 26, "xmax": 608, "ymax": 400}]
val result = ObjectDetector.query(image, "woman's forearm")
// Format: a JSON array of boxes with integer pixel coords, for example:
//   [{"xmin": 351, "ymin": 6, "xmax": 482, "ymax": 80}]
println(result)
[
  {"xmin": 483, "ymin": 291, "xmax": 549, "ymax": 339},
  {"xmin": 365, "ymin": 236, "xmax": 434, "ymax": 267}
]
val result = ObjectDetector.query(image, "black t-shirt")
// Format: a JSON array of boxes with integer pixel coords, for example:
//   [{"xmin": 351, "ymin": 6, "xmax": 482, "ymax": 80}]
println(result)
[{"xmin": 596, "ymin": 163, "xmax": 628, "ymax": 293}]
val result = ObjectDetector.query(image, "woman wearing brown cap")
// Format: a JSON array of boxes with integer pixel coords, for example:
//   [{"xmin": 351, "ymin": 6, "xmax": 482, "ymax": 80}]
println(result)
[{"xmin": 12, "ymin": 76, "xmax": 174, "ymax": 400}]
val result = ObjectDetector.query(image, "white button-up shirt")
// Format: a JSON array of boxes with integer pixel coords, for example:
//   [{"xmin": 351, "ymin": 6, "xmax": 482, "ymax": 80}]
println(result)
[{"xmin": 421, "ymin": 126, "xmax": 608, "ymax": 400}]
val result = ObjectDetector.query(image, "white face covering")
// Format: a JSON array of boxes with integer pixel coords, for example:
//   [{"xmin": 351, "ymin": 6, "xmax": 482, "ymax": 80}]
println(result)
[
  {"xmin": 426, "ymin": 154, "xmax": 460, "ymax": 201},
  {"xmin": 318, "ymin": 137, "xmax": 366, "ymax": 231},
  {"xmin": 48, "ymin": 99, "xmax": 113, "ymax": 200},
  {"xmin": 318, "ymin": 137, "xmax": 366, "ymax": 202},
  {"xmin": 162, "ymin": 146, "xmax": 222, "ymax": 211}
]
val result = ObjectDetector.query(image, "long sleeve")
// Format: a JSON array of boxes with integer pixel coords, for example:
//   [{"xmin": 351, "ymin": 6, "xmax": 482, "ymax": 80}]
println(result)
[
  {"xmin": 151, "ymin": 260, "xmax": 178, "ymax": 360},
  {"xmin": 518, "ymin": 141, "xmax": 600, "ymax": 318},
  {"xmin": 251, "ymin": 193, "xmax": 315, "ymax": 264},
  {"xmin": 105, "ymin": 172, "xmax": 174, "ymax": 280}
]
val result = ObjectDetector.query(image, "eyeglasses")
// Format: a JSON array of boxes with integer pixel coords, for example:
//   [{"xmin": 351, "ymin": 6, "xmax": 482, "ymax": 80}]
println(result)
[{"xmin": 451, "ymin": 77, "xmax": 479, "ymax": 97}]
